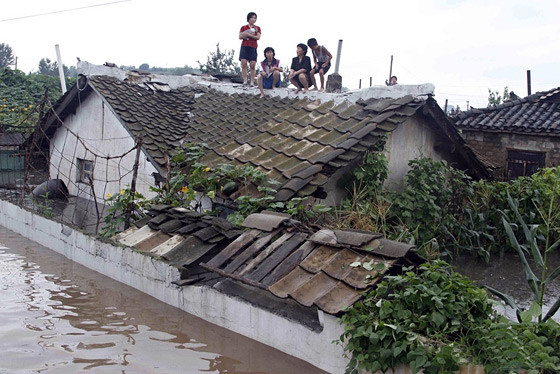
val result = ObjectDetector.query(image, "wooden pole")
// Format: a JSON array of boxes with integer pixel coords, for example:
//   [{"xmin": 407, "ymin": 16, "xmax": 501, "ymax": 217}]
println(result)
[
  {"xmin": 527, "ymin": 70, "xmax": 532, "ymax": 95},
  {"xmin": 125, "ymin": 138, "xmax": 142, "ymax": 230},
  {"xmin": 444, "ymin": 99, "xmax": 448, "ymax": 114},
  {"xmin": 370, "ymin": 77, "xmax": 372, "ymax": 87},
  {"xmin": 359, "ymin": 79, "xmax": 361, "ymax": 89}
]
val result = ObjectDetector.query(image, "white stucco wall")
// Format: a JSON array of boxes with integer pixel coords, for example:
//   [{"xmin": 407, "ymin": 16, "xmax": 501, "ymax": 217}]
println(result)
[
  {"xmin": 49, "ymin": 94, "xmax": 158, "ymax": 202},
  {"xmin": 0, "ymin": 199, "xmax": 347, "ymax": 374},
  {"xmin": 384, "ymin": 117, "xmax": 445, "ymax": 190}
]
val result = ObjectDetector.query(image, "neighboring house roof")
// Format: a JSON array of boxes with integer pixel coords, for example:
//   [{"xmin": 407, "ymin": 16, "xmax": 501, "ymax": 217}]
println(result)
[
  {"xmin": 455, "ymin": 87, "xmax": 560, "ymax": 135},
  {"xmin": 0, "ymin": 132, "xmax": 26, "ymax": 147},
  {"xmin": 115, "ymin": 208, "xmax": 423, "ymax": 316},
  {"xmin": 41, "ymin": 74, "xmax": 490, "ymax": 200}
]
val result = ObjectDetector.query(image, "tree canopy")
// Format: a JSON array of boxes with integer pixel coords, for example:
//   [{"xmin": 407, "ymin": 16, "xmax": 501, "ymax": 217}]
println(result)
[
  {"xmin": 198, "ymin": 43, "xmax": 240, "ymax": 76},
  {"xmin": 0, "ymin": 43, "xmax": 15, "ymax": 69},
  {"xmin": 488, "ymin": 86, "xmax": 510, "ymax": 107}
]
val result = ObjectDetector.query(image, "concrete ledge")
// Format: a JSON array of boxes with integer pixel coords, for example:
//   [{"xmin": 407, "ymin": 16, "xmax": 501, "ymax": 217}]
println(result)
[{"xmin": 0, "ymin": 198, "xmax": 347, "ymax": 374}]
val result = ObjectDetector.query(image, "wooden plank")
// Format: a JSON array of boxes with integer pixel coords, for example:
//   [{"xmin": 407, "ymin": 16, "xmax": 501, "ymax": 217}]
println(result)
[
  {"xmin": 237, "ymin": 232, "xmax": 294, "ymax": 277},
  {"xmin": 222, "ymin": 228, "xmax": 281, "ymax": 274},
  {"xmin": 205, "ymin": 229, "xmax": 260, "ymax": 268},
  {"xmin": 246, "ymin": 232, "xmax": 308, "ymax": 283},
  {"xmin": 261, "ymin": 241, "xmax": 316, "ymax": 286}
]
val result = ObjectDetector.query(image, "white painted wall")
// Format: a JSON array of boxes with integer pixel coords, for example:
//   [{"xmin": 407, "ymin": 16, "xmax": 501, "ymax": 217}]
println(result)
[
  {"xmin": 0, "ymin": 199, "xmax": 348, "ymax": 374},
  {"xmin": 49, "ymin": 94, "xmax": 159, "ymax": 202},
  {"xmin": 384, "ymin": 117, "xmax": 445, "ymax": 190}
]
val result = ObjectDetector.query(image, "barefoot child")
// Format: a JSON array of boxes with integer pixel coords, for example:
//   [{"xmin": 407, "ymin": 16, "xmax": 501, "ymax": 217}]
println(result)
[
  {"xmin": 289, "ymin": 43, "xmax": 312, "ymax": 93},
  {"xmin": 238, "ymin": 12, "xmax": 261, "ymax": 87},
  {"xmin": 257, "ymin": 47, "xmax": 283, "ymax": 98},
  {"xmin": 307, "ymin": 38, "xmax": 332, "ymax": 91}
]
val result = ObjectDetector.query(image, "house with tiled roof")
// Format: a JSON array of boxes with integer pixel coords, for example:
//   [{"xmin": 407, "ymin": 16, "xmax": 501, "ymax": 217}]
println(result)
[
  {"xmin": 455, "ymin": 87, "xmax": 560, "ymax": 180},
  {"xmin": 40, "ymin": 62, "xmax": 489, "ymax": 206}
]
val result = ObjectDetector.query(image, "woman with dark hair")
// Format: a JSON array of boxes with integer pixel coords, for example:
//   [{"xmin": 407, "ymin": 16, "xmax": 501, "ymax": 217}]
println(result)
[
  {"xmin": 288, "ymin": 43, "xmax": 312, "ymax": 93},
  {"xmin": 238, "ymin": 12, "xmax": 261, "ymax": 87},
  {"xmin": 257, "ymin": 47, "xmax": 283, "ymax": 98}
]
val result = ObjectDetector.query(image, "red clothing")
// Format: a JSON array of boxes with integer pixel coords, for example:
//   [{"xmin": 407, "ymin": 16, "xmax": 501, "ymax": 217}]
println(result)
[{"xmin": 240, "ymin": 24, "xmax": 261, "ymax": 49}]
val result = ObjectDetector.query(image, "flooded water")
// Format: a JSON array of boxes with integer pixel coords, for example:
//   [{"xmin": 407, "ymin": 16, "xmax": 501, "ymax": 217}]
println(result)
[
  {"xmin": 0, "ymin": 225, "xmax": 327, "ymax": 374},
  {"xmin": 454, "ymin": 252, "xmax": 560, "ymax": 322}
]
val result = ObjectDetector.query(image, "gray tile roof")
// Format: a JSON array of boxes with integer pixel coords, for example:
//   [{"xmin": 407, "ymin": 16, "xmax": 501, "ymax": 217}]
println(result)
[
  {"xmin": 455, "ymin": 87, "xmax": 560, "ymax": 135},
  {"xmin": 115, "ymin": 209, "xmax": 424, "ymax": 315}
]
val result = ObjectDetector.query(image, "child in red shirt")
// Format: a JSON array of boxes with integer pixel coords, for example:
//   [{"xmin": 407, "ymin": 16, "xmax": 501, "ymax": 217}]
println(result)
[{"xmin": 239, "ymin": 12, "xmax": 261, "ymax": 87}]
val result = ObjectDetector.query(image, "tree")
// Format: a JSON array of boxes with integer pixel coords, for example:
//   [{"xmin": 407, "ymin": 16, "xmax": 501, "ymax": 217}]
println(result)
[
  {"xmin": 38, "ymin": 58, "xmax": 59, "ymax": 77},
  {"xmin": 198, "ymin": 43, "xmax": 241, "ymax": 75},
  {"xmin": 0, "ymin": 43, "xmax": 15, "ymax": 69},
  {"xmin": 488, "ymin": 86, "xmax": 510, "ymax": 107},
  {"xmin": 139, "ymin": 63, "xmax": 150, "ymax": 70}
]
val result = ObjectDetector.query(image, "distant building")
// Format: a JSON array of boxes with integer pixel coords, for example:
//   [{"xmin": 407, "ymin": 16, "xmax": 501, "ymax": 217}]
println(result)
[{"xmin": 454, "ymin": 87, "xmax": 560, "ymax": 180}]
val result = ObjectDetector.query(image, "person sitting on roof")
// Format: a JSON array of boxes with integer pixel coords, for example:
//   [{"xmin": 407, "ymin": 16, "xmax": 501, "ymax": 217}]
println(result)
[
  {"xmin": 257, "ymin": 47, "xmax": 283, "ymax": 99},
  {"xmin": 307, "ymin": 38, "xmax": 332, "ymax": 92},
  {"xmin": 289, "ymin": 43, "xmax": 312, "ymax": 94}
]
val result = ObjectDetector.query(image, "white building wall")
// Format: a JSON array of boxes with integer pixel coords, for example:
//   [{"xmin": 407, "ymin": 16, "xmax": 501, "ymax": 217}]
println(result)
[
  {"xmin": 384, "ymin": 117, "xmax": 445, "ymax": 190},
  {"xmin": 49, "ymin": 94, "xmax": 158, "ymax": 202},
  {"xmin": 0, "ymin": 199, "xmax": 348, "ymax": 374}
]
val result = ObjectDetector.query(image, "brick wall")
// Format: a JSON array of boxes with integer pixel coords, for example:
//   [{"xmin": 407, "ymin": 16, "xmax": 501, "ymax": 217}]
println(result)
[{"xmin": 461, "ymin": 131, "xmax": 560, "ymax": 180}]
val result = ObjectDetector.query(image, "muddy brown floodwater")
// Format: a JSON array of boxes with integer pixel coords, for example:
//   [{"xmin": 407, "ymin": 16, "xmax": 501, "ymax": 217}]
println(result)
[
  {"xmin": 453, "ymin": 251, "xmax": 560, "ymax": 322},
  {"xmin": 0, "ymin": 225, "xmax": 327, "ymax": 374}
]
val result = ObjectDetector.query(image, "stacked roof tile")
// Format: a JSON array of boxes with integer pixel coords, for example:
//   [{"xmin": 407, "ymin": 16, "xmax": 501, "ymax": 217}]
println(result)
[
  {"xmin": 115, "ymin": 210, "xmax": 423, "ymax": 315},
  {"xmin": 190, "ymin": 91, "xmax": 425, "ymax": 201},
  {"xmin": 455, "ymin": 87, "xmax": 560, "ymax": 134}
]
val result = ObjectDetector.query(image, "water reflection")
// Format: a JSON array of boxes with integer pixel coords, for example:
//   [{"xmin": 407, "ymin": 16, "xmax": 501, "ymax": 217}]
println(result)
[{"xmin": 0, "ymin": 226, "xmax": 326, "ymax": 374}]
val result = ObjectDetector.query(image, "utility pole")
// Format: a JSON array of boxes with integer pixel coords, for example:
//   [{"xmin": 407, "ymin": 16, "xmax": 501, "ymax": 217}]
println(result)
[{"xmin": 388, "ymin": 55, "xmax": 393, "ymax": 83}]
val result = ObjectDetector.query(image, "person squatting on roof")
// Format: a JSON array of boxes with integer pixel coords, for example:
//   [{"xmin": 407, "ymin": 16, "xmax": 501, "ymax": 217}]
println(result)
[
  {"xmin": 257, "ymin": 47, "xmax": 283, "ymax": 98},
  {"xmin": 289, "ymin": 43, "xmax": 312, "ymax": 94},
  {"xmin": 238, "ymin": 12, "xmax": 261, "ymax": 87},
  {"xmin": 307, "ymin": 38, "xmax": 332, "ymax": 92}
]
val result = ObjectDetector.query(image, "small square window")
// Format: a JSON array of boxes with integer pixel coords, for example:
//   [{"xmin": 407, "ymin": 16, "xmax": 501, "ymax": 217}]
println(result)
[{"xmin": 77, "ymin": 158, "xmax": 94, "ymax": 183}]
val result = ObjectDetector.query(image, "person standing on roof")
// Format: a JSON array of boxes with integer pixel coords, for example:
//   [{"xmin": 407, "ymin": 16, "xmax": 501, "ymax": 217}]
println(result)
[
  {"xmin": 307, "ymin": 38, "xmax": 332, "ymax": 92},
  {"xmin": 239, "ymin": 12, "xmax": 261, "ymax": 87},
  {"xmin": 257, "ymin": 47, "xmax": 283, "ymax": 98}
]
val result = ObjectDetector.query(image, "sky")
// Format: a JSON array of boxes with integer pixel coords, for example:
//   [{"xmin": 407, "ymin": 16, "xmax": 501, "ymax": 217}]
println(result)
[{"xmin": 1, "ymin": 0, "xmax": 560, "ymax": 109}]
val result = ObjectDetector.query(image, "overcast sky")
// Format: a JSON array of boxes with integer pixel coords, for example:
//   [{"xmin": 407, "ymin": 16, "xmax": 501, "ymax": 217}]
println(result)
[{"xmin": 2, "ymin": 0, "xmax": 559, "ymax": 109}]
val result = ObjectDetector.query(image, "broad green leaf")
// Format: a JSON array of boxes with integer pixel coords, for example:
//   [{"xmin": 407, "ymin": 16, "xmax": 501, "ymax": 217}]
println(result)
[
  {"xmin": 520, "ymin": 310, "xmax": 533, "ymax": 323},
  {"xmin": 362, "ymin": 260, "xmax": 374, "ymax": 271},
  {"xmin": 526, "ymin": 301, "xmax": 542, "ymax": 318},
  {"xmin": 484, "ymin": 285, "xmax": 521, "ymax": 318}
]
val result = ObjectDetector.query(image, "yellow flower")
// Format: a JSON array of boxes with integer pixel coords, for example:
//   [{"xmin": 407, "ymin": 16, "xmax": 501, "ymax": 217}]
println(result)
[
  {"xmin": 120, "ymin": 189, "xmax": 125, "ymax": 195},
  {"xmin": 2, "ymin": 98, "xmax": 5, "ymax": 101},
  {"xmin": 207, "ymin": 190, "xmax": 215, "ymax": 199},
  {"xmin": 29, "ymin": 104, "xmax": 33, "ymax": 107},
  {"xmin": 24, "ymin": 108, "xmax": 28, "ymax": 111},
  {"xmin": 220, "ymin": 185, "xmax": 223, "ymax": 191},
  {"xmin": 204, "ymin": 167, "xmax": 210, "ymax": 172},
  {"xmin": 181, "ymin": 186, "xmax": 188, "ymax": 193},
  {"xmin": 106, "ymin": 192, "xmax": 112, "ymax": 198},
  {"xmin": 11, "ymin": 108, "xmax": 14, "ymax": 111}
]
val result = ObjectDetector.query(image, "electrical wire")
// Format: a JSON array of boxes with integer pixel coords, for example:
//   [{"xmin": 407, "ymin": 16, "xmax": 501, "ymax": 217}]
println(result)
[{"xmin": 0, "ymin": 0, "xmax": 131, "ymax": 23}]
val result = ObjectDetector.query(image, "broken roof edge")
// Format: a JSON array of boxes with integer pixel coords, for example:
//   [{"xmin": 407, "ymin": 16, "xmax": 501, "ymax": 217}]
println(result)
[{"xmin": 77, "ymin": 60, "xmax": 435, "ymax": 106}]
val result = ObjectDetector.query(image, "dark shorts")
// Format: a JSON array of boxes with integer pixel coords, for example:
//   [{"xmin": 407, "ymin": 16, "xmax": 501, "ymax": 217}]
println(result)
[
  {"xmin": 262, "ymin": 74, "xmax": 281, "ymax": 89},
  {"xmin": 292, "ymin": 73, "xmax": 311, "ymax": 88},
  {"xmin": 239, "ymin": 46, "xmax": 257, "ymax": 62},
  {"xmin": 312, "ymin": 61, "xmax": 331, "ymax": 74}
]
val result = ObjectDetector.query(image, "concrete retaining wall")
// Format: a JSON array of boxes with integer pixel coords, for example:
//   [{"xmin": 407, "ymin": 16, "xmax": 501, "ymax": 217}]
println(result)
[{"xmin": 0, "ymin": 198, "xmax": 347, "ymax": 374}]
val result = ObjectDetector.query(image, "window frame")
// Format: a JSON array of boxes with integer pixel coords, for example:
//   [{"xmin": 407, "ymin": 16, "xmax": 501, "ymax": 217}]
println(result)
[{"xmin": 76, "ymin": 158, "xmax": 94, "ymax": 184}]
